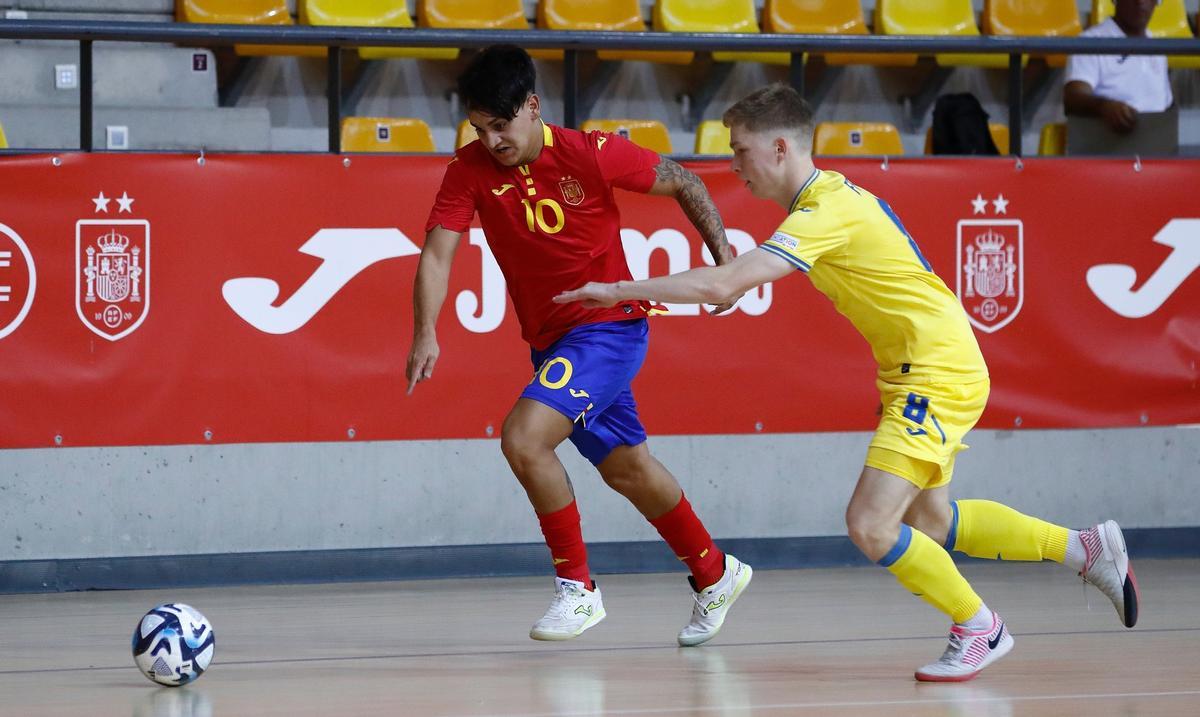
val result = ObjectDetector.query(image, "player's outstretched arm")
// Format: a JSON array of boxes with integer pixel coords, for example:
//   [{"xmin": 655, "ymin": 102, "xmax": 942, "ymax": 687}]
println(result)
[
  {"xmin": 407, "ymin": 225, "xmax": 463, "ymax": 394},
  {"xmin": 647, "ymin": 157, "xmax": 739, "ymax": 314},
  {"xmin": 554, "ymin": 248, "xmax": 794, "ymax": 308}
]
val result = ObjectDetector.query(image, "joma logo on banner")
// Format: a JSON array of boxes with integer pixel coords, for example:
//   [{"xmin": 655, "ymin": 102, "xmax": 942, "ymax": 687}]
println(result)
[
  {"xmin": 223, "ymin": 227, "xmax": 774, "ymax": 335},
  {"xmin": 1087, "ymin": 218, "xmax": 1200, "ymax": 318}
]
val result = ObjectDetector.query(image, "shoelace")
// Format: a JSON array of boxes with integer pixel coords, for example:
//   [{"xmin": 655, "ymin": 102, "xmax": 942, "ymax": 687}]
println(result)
[
  {"xmin": 938, "ymin": 632, "xmax": 966, "ymax": 663},
  {"xmin": 545, "ymin": 584, "xmax": 584, "ymax": 619}
]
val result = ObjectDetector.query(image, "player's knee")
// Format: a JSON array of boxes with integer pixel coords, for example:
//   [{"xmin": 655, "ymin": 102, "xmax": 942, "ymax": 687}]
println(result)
[
  {"xmin": 845, "ymin": 507, "xmax": 896, "ymax": 556},
  {"xmin": 906, "ymin": 504, "xmax": 951, "ymax": 543},
  {"xmin": 600, "ymin": 468, "xmax": 641, "ymax": 496},
  {"xmin": 844, "ymin": 511, "xmax": 871, "ymax": 551},
  {"xmin": 499, "ymin": 420, "xmax": 544, "ymax": 473},
  {"xmin": 596, "ymin": 445, "xmax": 651, "ymax": 495}
]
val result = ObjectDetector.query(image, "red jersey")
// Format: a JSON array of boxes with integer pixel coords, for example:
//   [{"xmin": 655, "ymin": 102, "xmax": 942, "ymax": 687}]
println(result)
[{"xmin": 425, "ymin": 122, "xmax": 660, "ymax": 349}]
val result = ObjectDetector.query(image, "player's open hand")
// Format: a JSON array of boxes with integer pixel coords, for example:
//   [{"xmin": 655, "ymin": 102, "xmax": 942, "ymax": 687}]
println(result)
[
  {"xmin": 553, "ymin": 282, "xmax": 622, "ymax": 308},
  {"xmin": 406, "ymin": 335, "xmax": 440, "ymax": 394},
  {"xmin": 708, "ymin": 296, "xmax": 740, "ymax": 315}
]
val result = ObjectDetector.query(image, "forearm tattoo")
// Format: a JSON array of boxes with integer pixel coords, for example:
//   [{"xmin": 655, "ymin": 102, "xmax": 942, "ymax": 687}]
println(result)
[{"xmin": 656, "ymin": 158, "xmax": 733, "ymax": 264}]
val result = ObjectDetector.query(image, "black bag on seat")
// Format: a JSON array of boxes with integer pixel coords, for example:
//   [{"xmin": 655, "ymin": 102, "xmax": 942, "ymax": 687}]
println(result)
[{"xmin": 931, "ymin": 93, "xmax": 1000, "ymax": 155}]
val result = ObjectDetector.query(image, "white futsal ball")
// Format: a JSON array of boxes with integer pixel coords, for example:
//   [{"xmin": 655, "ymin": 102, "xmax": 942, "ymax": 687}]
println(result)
[{"xmin": 131, "ymin": 603, "xmax": 215, "ymax": 686}]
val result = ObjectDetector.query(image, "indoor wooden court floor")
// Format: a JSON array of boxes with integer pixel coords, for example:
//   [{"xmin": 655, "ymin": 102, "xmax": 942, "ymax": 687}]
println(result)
[{"xmin": 1, "ymin": 559, "xmax": 1197, "ymax": 716}]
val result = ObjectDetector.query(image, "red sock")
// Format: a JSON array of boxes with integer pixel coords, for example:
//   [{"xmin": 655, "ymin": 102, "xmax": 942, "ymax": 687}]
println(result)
[
  {"xmin": 650, "ymin": 494, "xmax": 725, "ymax": 590},
  {"xmin": 537, "ymin": 500, "xmax": 591, "ymax": 586}
]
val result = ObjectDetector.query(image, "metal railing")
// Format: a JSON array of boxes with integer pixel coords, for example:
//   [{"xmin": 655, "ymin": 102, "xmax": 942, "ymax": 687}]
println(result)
[{"xmin": 2, "ymin": 19, "xmax": 1197, "ymax": 156}]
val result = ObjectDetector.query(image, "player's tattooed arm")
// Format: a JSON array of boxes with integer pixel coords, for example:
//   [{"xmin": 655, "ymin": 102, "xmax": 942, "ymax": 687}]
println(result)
[
  {"xmin": 650, "ymin": 158, "xmax": 735, "ymax": 267},
  {"xmin": 649, "ymin": 157, "xmax": 739, "ymax": 314}
]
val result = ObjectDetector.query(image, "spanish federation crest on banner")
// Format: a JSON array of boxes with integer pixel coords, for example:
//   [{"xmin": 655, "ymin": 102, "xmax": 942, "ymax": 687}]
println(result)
[
  {"xmin": 956, "ymin": 219, "xmax": 1023, "ymax": 333},
  {"xmin": 76, "ymin": 219, "xmax": 150, "ymax": 341}
]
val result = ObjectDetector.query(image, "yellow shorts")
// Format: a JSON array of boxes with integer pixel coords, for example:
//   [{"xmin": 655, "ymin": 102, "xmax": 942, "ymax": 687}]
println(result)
[{"xmin": 865, "ymin": 378, "xmax": 989, "ymax": 490}]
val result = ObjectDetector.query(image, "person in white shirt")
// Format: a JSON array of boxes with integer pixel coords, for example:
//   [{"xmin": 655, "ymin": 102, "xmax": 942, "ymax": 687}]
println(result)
[{"xmin": 1064, "ymin": 0, "xmax": 1173, "ymax": 133}]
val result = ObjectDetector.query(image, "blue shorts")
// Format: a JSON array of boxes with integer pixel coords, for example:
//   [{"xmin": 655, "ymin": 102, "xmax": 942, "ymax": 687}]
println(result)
[{"xmin": 521, "ymin": 319, "xmax": 649, "ymax": 466}]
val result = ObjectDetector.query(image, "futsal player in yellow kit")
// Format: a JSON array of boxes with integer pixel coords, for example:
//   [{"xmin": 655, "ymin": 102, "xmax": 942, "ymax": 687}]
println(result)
[{"xmin": 555, "ymin": 84, "xmax": 1139, "ymax": 681}]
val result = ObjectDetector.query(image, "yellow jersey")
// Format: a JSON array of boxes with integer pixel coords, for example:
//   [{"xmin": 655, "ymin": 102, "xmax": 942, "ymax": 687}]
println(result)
[{"xmin": 760, "ymin": 169, "xmax": 988, "ymax": 384}]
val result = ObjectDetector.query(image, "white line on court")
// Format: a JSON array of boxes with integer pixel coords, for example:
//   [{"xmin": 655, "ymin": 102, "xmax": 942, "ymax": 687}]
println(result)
[{"xmin": 440, "ymin": 689, "xmax": 1200, "ymax": 717}]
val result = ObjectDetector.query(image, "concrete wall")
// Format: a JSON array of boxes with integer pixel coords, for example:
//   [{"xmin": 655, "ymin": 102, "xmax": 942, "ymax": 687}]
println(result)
[{"xmin": 2, "ymin": 426, "xmax": 1196, "ymax": 562}]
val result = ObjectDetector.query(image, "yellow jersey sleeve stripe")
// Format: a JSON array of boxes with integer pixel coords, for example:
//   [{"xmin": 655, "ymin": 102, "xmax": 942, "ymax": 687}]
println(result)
[{"xmin": 760, "ymin": 243, "xmax": 811, "ymax": 272}]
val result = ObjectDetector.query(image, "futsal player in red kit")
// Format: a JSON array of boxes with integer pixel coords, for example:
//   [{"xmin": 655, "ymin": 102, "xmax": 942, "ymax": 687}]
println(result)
[{"xmin": 407, "ymin": 45, "xmax": 752, "ymax": 645}]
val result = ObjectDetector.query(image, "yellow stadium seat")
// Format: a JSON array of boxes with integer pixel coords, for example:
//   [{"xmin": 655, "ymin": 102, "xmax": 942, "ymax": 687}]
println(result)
[
  {"xmin": 694, "ymin": 120, "xmax": 731, "ymax": 155},
  {"xmin": 763, "ymin": 0, "xmax": 916, "ymax": 66},
  {"xmin": 923, "ymin": 122, "xmax": 1010, "ymax": 154},
  {"xmin": 581, "ymin": 119, "xmax": 672, "ymax": 154},
  {"xmin": 418, "ymin": 0, "xmax": 529, "ymax": 59},
  {"xmin": 1038, "ymin": 122, "xmax": 1066, "ymax": 156},
  {"xmin": 988, "ymin": 122, "xmax": 1009, "ymax": 154},
  {"xmin": 538, "ymin": 0, "xmax": 665, "ymax": 62},
  {"xmin": 983, "ymin": 0, "xmax": 1081, "ymax": 67},
  {"xmin": 984, "ymin": 0, "xmax": 1081, "ymax": 36},
  {"xmin": 177, "ymin": 0, "xmax": 323, "ymax": 56},
  {"xmin": 456, "ymin": 119, "xmax": 477, "ymax": 149},
  {"xmin": 813, "ymin": 122, "xmax": 904, "ymax": 155},
  {"xmin": 877, "ymin": 0, "xmax": 1006, "ymax": 68},
  {"xmin": 300, "ymin": 0, "xmax": 456, "ymax": 60},
  {"xmin": 1092, "ymin": 0, "xmax": 1200, "ymax": 68},
  {"xmin": 341, "ymin": 117, "xmax": 436, "ymax": 152},
  {"xmin": 653, "ymin": 0, "xmax": 786, "ymax": 65}
]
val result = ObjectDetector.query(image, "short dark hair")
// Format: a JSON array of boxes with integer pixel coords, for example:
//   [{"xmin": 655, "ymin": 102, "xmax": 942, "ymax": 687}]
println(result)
[
  {"xmin": 723, "ymin": 84, "xmax": 815, "ymax": 141},
  {"xmin": 457, "ymin": 45, "xmax": 536, "ymax": 120}
]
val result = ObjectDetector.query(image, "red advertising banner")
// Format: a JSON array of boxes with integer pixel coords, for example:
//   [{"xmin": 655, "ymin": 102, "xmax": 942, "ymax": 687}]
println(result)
[{"xmin": 0, "ymin": 153, "xmax": 1196, "ymax": 448}]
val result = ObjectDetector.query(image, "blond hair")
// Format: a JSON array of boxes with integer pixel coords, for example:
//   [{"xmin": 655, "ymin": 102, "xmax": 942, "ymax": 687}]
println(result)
[{"xmin": 723, "ymin": 83, "xmax": 814, "ymax": 150}]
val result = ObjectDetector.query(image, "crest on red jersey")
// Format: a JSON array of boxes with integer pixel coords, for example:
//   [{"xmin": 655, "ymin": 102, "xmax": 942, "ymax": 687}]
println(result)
[{"xmin": 559, "ymin": 178, "xmax": 584, "ymax": 206}]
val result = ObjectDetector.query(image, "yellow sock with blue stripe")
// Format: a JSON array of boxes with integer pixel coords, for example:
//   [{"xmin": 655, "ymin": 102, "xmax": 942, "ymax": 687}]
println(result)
[
  {"xmin": 946, "ymin": 499, "xmax": 1069, "ymax": 563},
  {"xmin": 879, "ymin": 524, "xmax": 983, "ymax": 624}
]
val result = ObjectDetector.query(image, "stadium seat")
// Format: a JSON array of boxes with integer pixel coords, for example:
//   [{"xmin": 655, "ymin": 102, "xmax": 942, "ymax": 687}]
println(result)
[
  {"xmin": 456, "ymin": 119, "xmax": 477, "ymax": 149},
  {"xmin": 982, "ymin": 0, "xmax": 1081, "ymax": 67},
  {"xmin": 300, "ymin": 0, "xmax": 457, "ymax": 60},
  {"xmin": 1038, "ymin": 122, "xmax": 1066, "ymax": 156},
  {"xmin": 923, "ymin": 122, "xmax": 1010, "ymax": 154},
  {"xmin": 176, "ymin": 0, "xmax": 323, "ymax": 56},
  {"xmin": 341, "ymin": 117, "xmax": 436, "ymax": 152},
  {"xmin": 877, "ymin": 0, "xmax": 1006, "ymax": 68},
  {"xmin": 538, "ymin": 0, "xmax": 665, "ymax": 62},
  {"xmin": 987, "ymin": 122, "xmax": 1010, "ymax": 154},
  {"xmin": 1091, "ymin": 0, "xmax": 1200, "ymax": 68},
  {"xmin": 813, "ymin": 122, "xmax": 904, "ymax": 155},
  {"xmin": 580, "ymin": 119, "xmax": 672, "ymax": 153},
  {"xmin": 418, "ymin": 0, "xmax": 529, "ymax": 60},
  {"xmin": 694, "ymin": 120, "xmax": 732, "ymax": 155},
  {"xmin": 653, "ymin": 0, "xmax": 787, "ymax": 65},
  {"xmin": 763, "ymin": 0, "xmax": 916, "ymax": 66}
]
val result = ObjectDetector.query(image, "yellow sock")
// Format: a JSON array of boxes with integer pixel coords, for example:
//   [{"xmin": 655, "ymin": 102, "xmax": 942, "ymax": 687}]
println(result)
[
  {"xmin": 948, "ymin": 499, "xmax": 1069, "ymax": 563},
  {"xmin": 880, "ymin": 524, "xmax": 982, "ymax": 624}
]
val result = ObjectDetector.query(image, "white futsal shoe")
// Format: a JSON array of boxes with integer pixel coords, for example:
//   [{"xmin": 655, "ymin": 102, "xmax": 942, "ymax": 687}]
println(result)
[
  {"xmin": 1080, "ymin": 520, "xmax": 1139, "ymax": 628},
  {"xmin": 677, "ymin": 554, "xmax": 753, "ymax": 647},
  {"xmin": 529, "ymin": 577, "xmax": 606, "ymax": 641},
  {"xmin": 916, "ymin": 611, "xmax": 1013, "ymax": 682}
]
